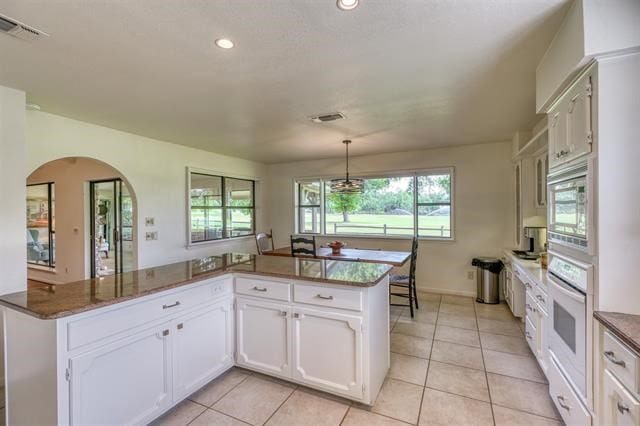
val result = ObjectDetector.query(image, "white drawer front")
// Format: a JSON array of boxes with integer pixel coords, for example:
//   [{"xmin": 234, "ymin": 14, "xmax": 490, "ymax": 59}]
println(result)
[
  {"xmin": 235, "ymin": 276, "xmax": 291, "ymax": 302},
  {"xmin": 603, "ymin": 369, "xmax": 640, "ymax": 426},
  {"xmin": 294, "ymin": 284, "xmax": 363, "ymax": 312},
  {"xmin": 67, "ymin": 278, "xmax": 231, "ymax": 351},
  {"xmin": 604, "ymin": 331, "xmax": 640, "ymax": 396},
  {"xmin": 532, "ymin": 284, "xmax": 548, "ymax": 313},
  {"xmin": 525, "ymin": 315, "xmax": 537, "ymax": 354},
  {"xmin": 548, "ymin": 356, "xmax": 591, "ymax": 425}
]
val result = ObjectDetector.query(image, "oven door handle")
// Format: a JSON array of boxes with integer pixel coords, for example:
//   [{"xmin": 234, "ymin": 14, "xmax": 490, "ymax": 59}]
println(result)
[{"xmin": 549, "ymin": 276, "xmax": 586, "ymax": 303}]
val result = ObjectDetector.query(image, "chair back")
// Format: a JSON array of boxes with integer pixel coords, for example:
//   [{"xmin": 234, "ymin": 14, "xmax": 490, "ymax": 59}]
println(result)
[
  {"xmin": 291, "ymin": 235, "xmax": 317, "ymax": 257},
  {"xmin": 255, "ymin": 229, "xmax": 274, "ymax": 254},
  {"xmin": 409, "ymin": 237, "xmax": 419, "ymax": 284}
]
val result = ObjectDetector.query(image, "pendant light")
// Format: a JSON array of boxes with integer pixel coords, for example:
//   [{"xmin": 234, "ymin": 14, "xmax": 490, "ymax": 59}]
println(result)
[{"xmin": 330, "ymin": 140, "xmax": 364, "ymax": 194}]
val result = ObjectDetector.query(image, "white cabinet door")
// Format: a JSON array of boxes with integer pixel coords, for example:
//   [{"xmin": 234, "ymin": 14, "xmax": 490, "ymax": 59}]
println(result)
[
  {"xmin": 236, "ymin": 297, "xmax": 291, "ymax": 377},
  {"xmin": 172, "ymin": 299, "xmax": 234, "ymax": 402},
  {"xmin": 69, "ymin": 324, "xmax": 172, "ymax": 426},
  {"xmin": 602, "ymin": 369, "xmax": 640, "ymax": 426},
  {"xmin": 548, "ymin": 104, "xmax": 568, "ymax": 169},
  {"xmin": 291, "ymin": 307, "xmax": 363, "ymax": 399},
  {"xmin": 566, "ymin": 76, "xmax": 593, "ymax": 162}
]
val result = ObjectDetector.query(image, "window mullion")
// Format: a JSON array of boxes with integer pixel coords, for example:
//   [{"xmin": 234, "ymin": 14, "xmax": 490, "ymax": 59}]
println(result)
[{"xmin": 413, "ymin": 176, "xmax": 418, "ymax": 237}]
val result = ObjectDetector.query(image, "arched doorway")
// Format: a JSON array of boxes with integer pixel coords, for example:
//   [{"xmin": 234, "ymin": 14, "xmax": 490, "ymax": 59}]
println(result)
[{"xmin": 26, "ymin": 157, "xmax": 137, "ymax": 283}]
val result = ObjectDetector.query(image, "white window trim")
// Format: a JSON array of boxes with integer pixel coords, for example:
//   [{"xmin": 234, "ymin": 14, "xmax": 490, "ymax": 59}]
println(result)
[
  {"xmin": 293, "ymin": 167, "xmax": 455, "ymax": 241},
  {"xmin": 186, "ymin": 167, "xmax": 258, "ymax": 248}
]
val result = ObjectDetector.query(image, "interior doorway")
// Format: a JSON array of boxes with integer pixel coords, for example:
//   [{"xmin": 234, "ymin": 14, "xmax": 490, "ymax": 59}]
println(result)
[{"xmin": 90, "ymin": 179, "xmax": 134, "ymax": 277}]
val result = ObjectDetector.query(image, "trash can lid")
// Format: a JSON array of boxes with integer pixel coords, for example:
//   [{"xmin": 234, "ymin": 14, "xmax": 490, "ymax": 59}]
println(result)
[{"xmin": 471, "ymin": 257, "xmax": 504, "ymax": 273}]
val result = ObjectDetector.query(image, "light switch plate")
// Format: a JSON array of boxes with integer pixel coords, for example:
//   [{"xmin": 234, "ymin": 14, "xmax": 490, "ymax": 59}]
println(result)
[
  {"xmin": 145, "ymin": 231, "xmax": 158, "ymax": 241},
  {"xmin": 145, "ymin": 217, "xmax": 155, "ymax": 226}
]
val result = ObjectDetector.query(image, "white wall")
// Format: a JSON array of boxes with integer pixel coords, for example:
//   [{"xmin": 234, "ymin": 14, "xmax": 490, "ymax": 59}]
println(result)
[
  {"xmin": 265, "ymin": 141, "xmax": 514, "ymax": 296},
  {"xmin": 0, "ymin": 85, "xmax": 27, "ymax": 384},
  {"xmin": 26, "ymin": 111, "xmax": 268, "ymax": 269},
  {"xmin": 0, "ymin": 86, "xmax": 27, "ymax": 295}
]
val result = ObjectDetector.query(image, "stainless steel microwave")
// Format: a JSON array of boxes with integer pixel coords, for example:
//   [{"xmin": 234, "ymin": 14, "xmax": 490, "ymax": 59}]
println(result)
[{"xmin": 547, "ymin": 162, "xmax": 590, "ymax": 252}]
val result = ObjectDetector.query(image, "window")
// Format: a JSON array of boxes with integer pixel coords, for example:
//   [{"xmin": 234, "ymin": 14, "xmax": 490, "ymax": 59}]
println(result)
[
  {"xmin": 297, "ymin": 181, "xmax": 321, "ymax": 233},
  {"xmin": 294, "ymin": 169, "xmax": 453, "ymax": 239},
  {"xmin": 189, "ymin": 171, "xmax": 255, "ymax": 243},
  {"xmin": 27, "ymin": 182, "xmax": 55, "ymax": 267}
]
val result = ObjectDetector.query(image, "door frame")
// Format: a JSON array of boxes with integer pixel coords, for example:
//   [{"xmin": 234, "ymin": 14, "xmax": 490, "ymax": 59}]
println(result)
[{"xmin": 90, "ymin": 178, "xmax": 125, "ymax": 278}]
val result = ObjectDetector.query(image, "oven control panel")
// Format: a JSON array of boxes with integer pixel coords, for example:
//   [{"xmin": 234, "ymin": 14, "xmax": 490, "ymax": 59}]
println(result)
[{"xmin": 548, "ymin": 254, "xmax": 589, "ymax": 293}]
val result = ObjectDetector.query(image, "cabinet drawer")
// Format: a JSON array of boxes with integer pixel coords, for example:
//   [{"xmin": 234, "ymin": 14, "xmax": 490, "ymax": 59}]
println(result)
[
  {"xmin": 525, "ymin": 291, "xmax": 538, "ymax": 321},
  {"xmin": 603, "ymin": 369, "xmax": 640, "ymax": 426},
  {"xmin": 235, "ymin": 276, "xmax": 291, "ymax": 302},
  {"xmin": 67, "ymin": 278, "xmax": 231, "ymax": 351},
  {"xmin": 525, "ymin": 315, "xmax": 537, "ymax": 354},
  {"xmin": 532, "ymin": 283, "xmax": 548, "ymax": 314},
  {"xmin": 548, "ymin": 355, "xmax": 591, "ymax": 425},
  {"xmin": 294, "ymin": 284, "xmax": 363, "ymax": 312},
  {"xmin": 604, "ymin": 331, "xmax": 640, "ymax": 396}
]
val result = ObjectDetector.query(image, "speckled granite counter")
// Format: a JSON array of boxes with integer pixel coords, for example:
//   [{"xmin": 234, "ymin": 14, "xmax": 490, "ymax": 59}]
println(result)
[
  {"xmin": 0, "ymin": 253, "xmax": 392, "ymax": 320},
  {"xmin": 595, "ymin": 311, "xmax": 640, "ymax": 354}
]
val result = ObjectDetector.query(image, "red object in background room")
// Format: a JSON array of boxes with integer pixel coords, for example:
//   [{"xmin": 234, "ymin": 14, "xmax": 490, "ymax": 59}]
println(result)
[{"xmin": 327, "ymin": 240, "xmax": 345, "ymax": 255}]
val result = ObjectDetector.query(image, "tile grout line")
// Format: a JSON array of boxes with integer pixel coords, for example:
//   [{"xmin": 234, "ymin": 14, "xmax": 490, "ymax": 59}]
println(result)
[
  {"xmin": 490, "ymin": 402, "xmax": 563, "ymax": 422},
  {"xmin": 415, "ymin": 295, "xmax": 441, "ymax": 426},
  {"xmin": 475, "ymin": 301, "xmax": 497, "ymax": 426},
  {"xmin": 188, "ymin": 369, "xmax": 253, "ymax": 408},
  {"xmin": 260, "ymin": 385, "xmax": 298, "ymax": 425}
]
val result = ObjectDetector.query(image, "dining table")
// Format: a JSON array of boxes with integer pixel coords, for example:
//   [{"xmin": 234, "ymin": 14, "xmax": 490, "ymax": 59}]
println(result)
[{"xmin": 262, "ymin": 246, "xmax": 411, "ymax": 267}]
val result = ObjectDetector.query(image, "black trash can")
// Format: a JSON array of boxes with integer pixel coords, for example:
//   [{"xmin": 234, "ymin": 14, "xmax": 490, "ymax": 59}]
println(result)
[{"xmin": 471, "ymin": 257, "xmax": 504, "ymax": 304}]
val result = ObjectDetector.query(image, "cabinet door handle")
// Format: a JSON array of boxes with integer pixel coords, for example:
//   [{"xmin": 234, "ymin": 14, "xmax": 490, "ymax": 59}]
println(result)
[
  {"xmin": 280, "ymin": 311, "xmax": 287, "ymax": 317},
  {"xmin": 536, "ymin": 295, "xmax": 546, "ymax": 304},
  {"xmin": 162, "ymin": 329, "xmax": 170, "ymax": 336},
  {"xmin": 252, "ymin": 286, "xmax": 268, "ymax": 292},
  {"xmin": 525, "ymin": 332, "xmax": 532, "ymax": 339},
  {"xmin": 604, "ymin": 350, "xmax": 627, "ymax": 367},
  {"xmin": 525, "ymin": 282, "xmax": 532, "ymax": 290},
  {"xmin": 556, "ymin": 395, "xmax": 571, "ymax": 411},
  {"xmin": 177, "ymin": 323, "xmax": 184, "ymax": 330},
  {"xmin": 617, "ymin": 401, "xmax": 630, "ymax": 414},
  {"xmin": 526, "ymin": 303, "xmax": 536, "ymax": 313},
  {"xmin": 293, "ymin": 313, "xmax": 300, "ymax": 318},
  {"xmin": 163, "ymin": 301, "xmax": 181, "ymax": 309},
  {"xmin": 316, "ymin": 294, "xmax": 334, "ymax": 300}
]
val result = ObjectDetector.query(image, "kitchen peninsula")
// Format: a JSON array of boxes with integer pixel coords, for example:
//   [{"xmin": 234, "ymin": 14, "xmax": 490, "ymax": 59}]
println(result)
[{"xmin": 0, "ymin": 253, "xmax": 391, "ymax": 425}]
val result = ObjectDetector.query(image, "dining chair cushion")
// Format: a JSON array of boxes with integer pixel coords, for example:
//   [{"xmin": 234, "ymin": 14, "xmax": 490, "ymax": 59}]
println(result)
[{"xmin": 389, "ymin": 274, "xmax": 410, "ymax": 285}]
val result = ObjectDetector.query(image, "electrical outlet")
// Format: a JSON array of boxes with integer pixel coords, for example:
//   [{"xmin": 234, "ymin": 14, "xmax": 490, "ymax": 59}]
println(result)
[
  {"xmin": 145, "ymin": 231, "xmax": 158, "ymax": 241},
  {"xmin": 145, "ymin": 217, "xmax": 155, "ymax": 226},
  {"xmin": 467, "ymin": 270, "xmax": 475, "ymax": 280}
]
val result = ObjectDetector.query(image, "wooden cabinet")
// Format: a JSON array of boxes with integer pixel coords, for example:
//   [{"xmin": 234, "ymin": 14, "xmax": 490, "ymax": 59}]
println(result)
[
  {"xmin": 292, "ymin": 307, "xmax": 363, "ymax": 399},
  {"xmin": 236, "ymin": 297, "xmax": 291, "ymax": 377},
  {"xmin": 69, "ymin": 323, "xmax": 172, "ymax": 426},
  {"xmin": 172, "ymin": 300, "xmax": 234, "ymax": 401},
  {"xmin": 548, "ymin": 70, "xmax": 593, "ymax": 170}
]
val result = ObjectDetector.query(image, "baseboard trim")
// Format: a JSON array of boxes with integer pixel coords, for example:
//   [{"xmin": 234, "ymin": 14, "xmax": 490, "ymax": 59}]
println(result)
[{"xmin": 417, "ymin": 287, "xmax": 476, "ymax": 298}]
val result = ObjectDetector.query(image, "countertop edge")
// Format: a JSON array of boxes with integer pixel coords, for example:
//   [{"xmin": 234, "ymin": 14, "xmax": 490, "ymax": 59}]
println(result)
[
  {"xmin": 1, "ymin": 266, "xmax": 392, "ymax": 321},
  {"xmin": 594, "ymin": 311, "xmax": 640, "ymax": 355}
]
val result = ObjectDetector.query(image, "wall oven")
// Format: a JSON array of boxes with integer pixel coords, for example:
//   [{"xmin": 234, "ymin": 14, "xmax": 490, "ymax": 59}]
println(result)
[
  {"xmin": 547, "ymin": 161, "xmax": 590, "ymax": 253},
  {"xmin": 547, "ymin": 251, "xmax": 592, "ymax": 400}
]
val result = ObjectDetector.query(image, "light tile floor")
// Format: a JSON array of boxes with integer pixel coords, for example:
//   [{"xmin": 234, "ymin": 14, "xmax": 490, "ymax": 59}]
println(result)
[{"xmin": 150, "ymin": 293, "xmax": 563, "ymax": 426}]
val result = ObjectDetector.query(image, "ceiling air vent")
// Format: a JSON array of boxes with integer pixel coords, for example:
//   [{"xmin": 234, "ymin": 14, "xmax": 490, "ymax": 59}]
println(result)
[
  {"xmin": 0, "ymin": 14, "xmax": 48, "ymax": 41},
  {"xmin": 309, "ymin": 112, "xmax": 346, "ymax": 123}
]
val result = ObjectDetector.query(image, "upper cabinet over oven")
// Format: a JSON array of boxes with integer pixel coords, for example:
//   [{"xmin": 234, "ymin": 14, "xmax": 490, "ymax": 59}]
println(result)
[{"xmin": 548, "ymin": 68, "xmax": 594, "ymax": 170}]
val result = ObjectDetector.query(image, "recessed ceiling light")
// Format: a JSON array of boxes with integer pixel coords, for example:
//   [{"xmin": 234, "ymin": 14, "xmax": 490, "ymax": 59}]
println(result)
[
  {"xmin": 337, "ymin": 0, "xmax": 359, "ymax": 11},
  {"xmin": 215, "ymin": 38, "xmax": 234, "ymax": 49}
]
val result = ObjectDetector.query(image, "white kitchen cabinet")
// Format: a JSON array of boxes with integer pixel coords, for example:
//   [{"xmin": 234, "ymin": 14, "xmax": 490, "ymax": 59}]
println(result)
[
  {"xmin": 69, "ymin": 323, "xmax": 172, "ymax": 426},
  {"xmin": 172, "ymin": 300, "xmax": 234, "ymax": 402},
  {"xmin": 236, "ymin": 297, "xmax": 291, "ymax": 377},
  {"xmin": 548, "ymin": 70, "xmax": 593, "ymax": 169},
  {"xmin": 525, "ymin": 279, "xmax": 549, "ymax": 374},
  {"xmin": 535, "ymin": 152, "xmax": 548, "ymax": 208},
  {"xmin": 514, "ymin": 161, "xmax": 522, "ymax": 247},
  {"xmin": 602, "ymin": 369, "xmax": 640, "ymax": 426},
  {"xmin": 292, "ymin": 307, "xmax": 363, "ymax": 399}
]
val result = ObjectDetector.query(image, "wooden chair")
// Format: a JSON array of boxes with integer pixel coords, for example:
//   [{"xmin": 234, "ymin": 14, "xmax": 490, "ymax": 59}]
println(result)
[
  {"xmin": 389, "ymin": 237, "xmax": 419, "ymax": 317},
  {"xmin": 290, "ymin": 235, "xmax": 317, "ymax": 257},
  {"xmin": 255, "ymin": 229, "xmax": 275, "ymax": 255}
]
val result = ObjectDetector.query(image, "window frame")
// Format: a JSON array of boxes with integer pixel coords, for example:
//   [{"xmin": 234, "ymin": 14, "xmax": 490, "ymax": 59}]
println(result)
[
  {"xmin": 26, "ymin": 181, "xmax": 55, "ymax": 268},
  {"xmin": 187, "ymin": 168, "xmax": 256, "ymax": 246},
  {"xmin": 296, "ymin": 180, "xmax": 323, "ymax": 234},
  {"xmin": 293, "ymin": 167, "xmax": 455, "ymax": 241}
]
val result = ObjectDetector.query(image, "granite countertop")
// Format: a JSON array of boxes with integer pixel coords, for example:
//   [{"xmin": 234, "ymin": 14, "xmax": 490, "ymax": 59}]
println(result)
[
  {"xmin": 594, "ymin": 311, "xmax": 640, "ymax": 354},
  {"xmin": 0, "ymin": 253, "xmax": 392, "ymax": 320}
]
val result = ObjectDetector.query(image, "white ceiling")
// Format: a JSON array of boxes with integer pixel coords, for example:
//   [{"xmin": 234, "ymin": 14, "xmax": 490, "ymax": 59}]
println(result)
[{"xmin": 0, "ymin": 1, "xmax": 569, "ymax": 164}]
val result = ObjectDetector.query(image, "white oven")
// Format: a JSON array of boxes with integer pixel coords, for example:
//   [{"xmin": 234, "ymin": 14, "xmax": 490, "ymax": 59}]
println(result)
[
  {"xmin": 547, "ymin": 251, "xmax": 592, "ymax": 399},
  {"xmin": 547, "ymin": 161, "xmax": 591, "ymax": 253}
]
